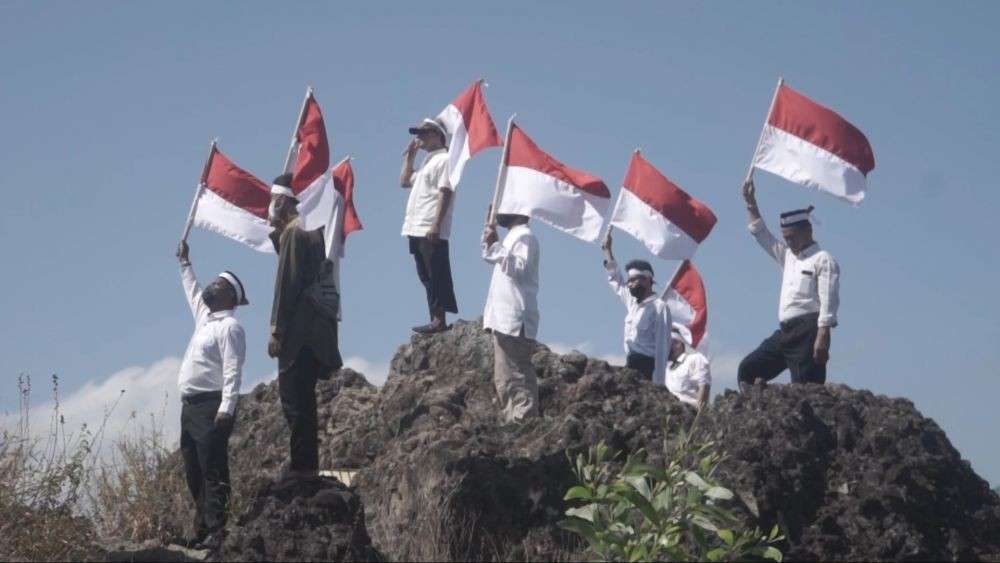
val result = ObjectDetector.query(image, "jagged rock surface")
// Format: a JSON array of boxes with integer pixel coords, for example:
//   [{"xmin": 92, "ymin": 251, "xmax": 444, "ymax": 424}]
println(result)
[
  {"xmin": 209, "ymin": 320, "xmax": 1000, "ymax": 562},
  {"xmin": 219, "ymin": 476, "xmax": 380, "ymax": 562}
]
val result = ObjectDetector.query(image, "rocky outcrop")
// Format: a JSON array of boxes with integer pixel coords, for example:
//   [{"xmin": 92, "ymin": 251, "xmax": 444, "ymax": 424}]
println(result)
[
  {"xmin": 208, "ymin": 319, "xmax": 1000, "ymax": 561},
  {"xmin": 220, "ymin": 476, "xmax": 380, "ymax": 562}
]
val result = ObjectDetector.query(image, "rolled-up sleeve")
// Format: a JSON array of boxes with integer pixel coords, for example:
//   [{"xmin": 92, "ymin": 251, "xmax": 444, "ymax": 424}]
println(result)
[
  {"xmin": 691, "ymin": 355, "xmax": 711, "ymax": 386},
  {"xmin": 817, "ymin": 254, "xmax": 840, "ymax": 328},
  {"xmin": 217, "ymin": 323, "xmax": 245, "ymax": 416}
]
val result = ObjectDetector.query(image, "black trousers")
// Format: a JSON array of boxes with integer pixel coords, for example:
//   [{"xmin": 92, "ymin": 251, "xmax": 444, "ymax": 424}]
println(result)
[
  {"xmin": 179, "ymin": 392, "xmax": 231, "ymax": 538},
  {"xmin": 278, "ymin": 346, "xmax": 321, "ymax": 471},
  {"xmin": 626, "ymin": 352, "xmax": 655, "ymax": 381},
  {"xmin": 738, "ymin": 313, "xmax": 826, "ymax": 385},
  {"xmin": 409, "ymin": 236, "xmax": 458, "ymax": 314}
]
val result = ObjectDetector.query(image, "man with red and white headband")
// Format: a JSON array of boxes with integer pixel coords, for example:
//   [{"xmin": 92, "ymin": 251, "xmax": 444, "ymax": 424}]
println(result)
[{"xmin": 601, "ymin": 233, "xmax": 673, "ymax": 384}]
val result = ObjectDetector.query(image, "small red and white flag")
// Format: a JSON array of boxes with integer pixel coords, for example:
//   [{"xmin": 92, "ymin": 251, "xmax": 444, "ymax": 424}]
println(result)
[
  {"xmin": 289, "ymin": 93, "xmax": 363, "ymax": 258},
  {"xmin": 752, "ymin": 82, "xmax": 875, "ymax": 204},
  {"xmin": 437, "ymin": 80, "xmax": 502, "ymax": 187},
  {"xmin": 497, "ymin": 123, "xmax": 610, "ymax": 243},
  {"xmin": 609, "ymin": 151, "xmax": 717, "ymax": 260},
  {"xmin": 191, "ymin": 145, "xmax": 274, "ymax": 253},
  {"xmin": 664, "ymin": 260, "xmax": 708, "ymax": 350}
]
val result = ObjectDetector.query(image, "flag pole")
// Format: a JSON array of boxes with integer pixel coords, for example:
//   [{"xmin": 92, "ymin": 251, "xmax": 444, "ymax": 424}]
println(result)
[
  {"xmin": 741, "ymin": 76, "xmax": 784, "ymax": 189},
  {"xmin": 282, "ymin": 86, "xmax": 314, "ymax": 174},
  {"xmin": 487, "ymin": 114, "xmax": 516, "ymax": 226},
  {"xmin": 601, "ymin": 147, "xmax": 642, "ymax": 246},
  {"xmin": 659, "ymin": 259, "xmax": 689, "ymax": 300},
  {"xmin": 181, "ymin": 138, "xmax": 218, "ymax": 242}
]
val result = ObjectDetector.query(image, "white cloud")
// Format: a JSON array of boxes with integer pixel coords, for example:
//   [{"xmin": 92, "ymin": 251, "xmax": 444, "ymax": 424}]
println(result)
[
  {"xmin": 2, "ymin": 357, "xmax": 272, "ymax": 454},
  {"xmin": 343, "ymin": 356, "xmax": 391, "ymax": 386}
]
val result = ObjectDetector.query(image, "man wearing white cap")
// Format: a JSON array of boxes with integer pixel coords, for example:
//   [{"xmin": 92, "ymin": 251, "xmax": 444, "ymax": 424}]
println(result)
[
  {"xmin": 601, "ymin": 233, "xmax": 673, "ymax": 385},
  {"xmin": 666, "ymin": 325, "xmax": 711, "ymax": 410},
  {"xmin": 174, "ymin": 240, "xmax": 247, "ymax": 548},
  {"xmin": 267, "ymin": 173, "xmax": 343, "ymax": 479},
  {"xmin": 400, "ymin": 117, "xmax": 458, "ymax": 334},
  {"xmin": 738, "ymin": 178, "xmax": 840, "ymax": 391}
]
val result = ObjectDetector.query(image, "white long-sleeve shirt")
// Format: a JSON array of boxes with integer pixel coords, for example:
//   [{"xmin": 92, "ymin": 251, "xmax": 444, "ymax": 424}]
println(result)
[
  {"xmin": 605, "ymin": 260, "xmax": 672, "ymax": 385},
  {"xmin": 483, "ymin": 224, "xmax": 540, "ymax": 339},
  {"xmin": 749, "ymin": 219, "xmax": 840, "ymax": 328},
  {"xmin": 177, "ymin": 264, "xmax": 245, "ymax": 415},
  {"xmin": 666, "ymin": 350, "xmax": 711, "ymax": 407}
]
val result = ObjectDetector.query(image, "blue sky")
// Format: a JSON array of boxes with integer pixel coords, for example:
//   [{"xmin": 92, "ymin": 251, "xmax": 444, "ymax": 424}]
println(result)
[{"xmin": 2, "ymin": 3, "xmax": 998, "ymax": 483}]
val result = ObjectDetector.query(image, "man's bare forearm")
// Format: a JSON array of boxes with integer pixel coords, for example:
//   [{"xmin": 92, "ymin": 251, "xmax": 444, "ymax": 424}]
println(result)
[
  {"xmin": 432, "ymin": 189, "xmax": 453, "ymax": 232},
  {"xmin": 400, "ymin": 154, "xmax": 415, "ymax": 187}
]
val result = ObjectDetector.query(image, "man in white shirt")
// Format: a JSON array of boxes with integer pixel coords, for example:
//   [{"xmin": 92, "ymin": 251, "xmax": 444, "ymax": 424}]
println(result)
[
  {"xmin": 401, "ymin": 117, "xmax": 458, "ymax": 334},
  {"xmin": 482, "ymin": 212, "xmax": 540, "ymax": 422},
  {"xmin": 738, "ymin": 178, "xmax": 841, "ymax": 392},
  {"xmin": 601, "ymin": 233, "xmax": 673, "ymax": 385},
  {"xmin": 666, "ymin": 325, "xmax": 711, "ymax": 410},
  {"xmin": 174, "ymin": 240, "xmax": 246, "ymax": 548}
]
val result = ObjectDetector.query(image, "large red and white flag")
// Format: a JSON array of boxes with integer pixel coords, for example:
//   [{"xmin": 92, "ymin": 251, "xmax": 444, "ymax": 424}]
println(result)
[
  {"xmin": 609, "ymin": 152, "xmax": 717, "ymax": 260},
  {"xmin": 437, "ymin": 80, "xmax": 502, "ymax": 187},
  {"xmin": 664, "ymin": 260, "xmax": 708, "ymax": 350},
  {"xmin": 192, "ymin": 145, "xmax": 274, "ymax": 253},
  {"xmin": 289, "ymin": 93, "xmax": 363, "ymax": 258},
  {"xmin": 497, "ymin": 124, "xmax": 610, "ymax": 242},
  {"xmin": 752, "ymin": 83, "xmax": 875, "ymax": 204}
]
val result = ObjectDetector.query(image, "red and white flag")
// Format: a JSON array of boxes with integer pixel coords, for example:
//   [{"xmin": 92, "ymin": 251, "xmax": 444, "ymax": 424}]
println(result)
[
  {"xmin": 497, "ymin": 124, "xmax": 610, "ymax": 242},
  {"xmin": 752, "ymin": 83, "xmax": 875, "ymax": 204},
  {"xmin": 192, "ymin": 145, "xmax": 274, "ymax": 253},
  {"xmin": 609, "ymin": 152, "xmax": 717, "ymax": 260},
  {"xmin": 437, "ymin": 80, "xmax": 502, "ymax": 187},
  {"xmin": 664, "ymin": 260, "xmax": 708, "ymax": 350},
  {"xmin": 290, "ymin": 93, "xmax": 363, "ymax": 258}
]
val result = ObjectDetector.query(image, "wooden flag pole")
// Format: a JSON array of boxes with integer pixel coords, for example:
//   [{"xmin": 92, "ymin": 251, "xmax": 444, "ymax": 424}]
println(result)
[
  {"xmin": 742, "ymin": 77, "xmax": 784, "ymax": 189},
  {"xmin": 282, "ymin": 86, "xmax": 314, "ymax": 174},
  {"xmin": 600, "ymin": 147, "xmax": 642, "ymax": 247},
  {"xmin": 181, "ymin": 138, "xmax": 218, "ymax": 242},
  {"xmin": 487, "ymin": 114, "xmax": 516, "ymax": 226},
  {"xmin": 659, "ymin": 259, "xmax": 689, "ymax": 300}
]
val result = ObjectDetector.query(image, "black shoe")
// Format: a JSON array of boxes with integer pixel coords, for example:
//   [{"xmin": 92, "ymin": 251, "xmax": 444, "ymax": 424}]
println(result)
[{"xmin": 413, "ymin": 321, "xmax": 448, "ymax": 334}]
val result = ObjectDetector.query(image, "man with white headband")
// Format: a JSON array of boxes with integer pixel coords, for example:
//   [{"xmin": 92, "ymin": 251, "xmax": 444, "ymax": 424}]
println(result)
[
  {"xmin": 267, "ymin": 173, "xmax": 343, "ymax": 480},
  {"xmin": 174, "ymin": 240, "xmax": 247, "ymax": 549},
  {"xmin": 400, "ymin": 117, "xmax": 458, "ymax": 334},
  {"xmin": 601, "ymin": 233, "xmax": 672, "ymax": 384},
  {"xmin": 738, "ymin": 178, "xmax": 840, "ymax": 392},
  {"xmin": 666, "ymin": 325, "xmax": 711, "ymax": 410}
]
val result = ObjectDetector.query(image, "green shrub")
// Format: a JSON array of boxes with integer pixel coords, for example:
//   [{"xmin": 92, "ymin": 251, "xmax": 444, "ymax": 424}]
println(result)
[{"xmin": 559, "ymin": 417, "xmax": 783, "ymax": 562}]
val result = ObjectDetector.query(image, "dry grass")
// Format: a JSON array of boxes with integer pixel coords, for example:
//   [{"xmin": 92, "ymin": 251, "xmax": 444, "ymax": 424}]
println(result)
[{"xmin": 0, "ymin": 375, "xmax": 195, "ymax": 561}]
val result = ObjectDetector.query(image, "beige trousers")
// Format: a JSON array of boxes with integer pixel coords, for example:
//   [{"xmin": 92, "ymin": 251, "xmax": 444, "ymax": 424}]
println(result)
[{"xmin": 492, "ymin": 331, "xmax": 539, "ymax": 422}]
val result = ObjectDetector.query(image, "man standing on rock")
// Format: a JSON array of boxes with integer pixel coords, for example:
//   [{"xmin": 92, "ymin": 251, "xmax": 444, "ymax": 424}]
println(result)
[
  {"xmin": 400, "ymin": 117, "xmax": 458, "ymax": 334},
  {"xmin": 268, "ymin": 173, "xmax": 343, "ymax": 479},
  {"xmin": 601, "ymin": 233, "xmax": 673, "ymax": 385},
  {"xmin": 482, "ymin": 211, "xmax": 541, "ymax": 422},
  {"xmin": 737, "ymin": 178, "xmax": 840, "ymax": 392},
  {"xmin": 666, "ymin": 325, "xmax": 711, "ymax": 410},
  {"xmin": 174, "ymin": 240, "xmax": 246, "ymax": 548}
]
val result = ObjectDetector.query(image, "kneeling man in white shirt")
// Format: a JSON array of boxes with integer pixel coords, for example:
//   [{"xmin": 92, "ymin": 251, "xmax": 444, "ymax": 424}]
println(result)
[
  {"xmin": 482, "ymin": 212, "xmax": 541, "ymax": 423},
  {"xmin": 175, "ymin": 241, "xmax": 246, "ymax": 548},
  {"xmin": 666, "ymin": 325, "xmax": 711, "ymax": 410}
]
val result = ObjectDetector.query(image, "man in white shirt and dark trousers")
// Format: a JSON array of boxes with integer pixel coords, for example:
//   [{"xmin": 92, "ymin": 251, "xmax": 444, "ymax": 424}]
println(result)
[
  {"xmin": 601, "ymin": 233, "xmax": 673, "ymax": 385},
  {"xmin": 738, "ymin": 179, "xmax": 840, "ymax": 392},
  {"xmin": 174, "ymin": 241, "xmax": 246, "ymax": 549},
  {"xmin": 667, "ymin": 325, "xmax": 711, "ymax": 410},
  {"xmin": 482, "ymin": 212, "xmax": 541, "ymax": 423},
  {"xmin": 400, "ymin": 118, "xmax": 458, "ymax": 334}
]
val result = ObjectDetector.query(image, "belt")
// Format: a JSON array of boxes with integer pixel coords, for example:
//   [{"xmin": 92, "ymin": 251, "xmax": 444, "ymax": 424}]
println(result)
[
  {"xmin": 780, "ymin": 312, "xmax": 820, "ymax": 332},
  {"xmin": 181, "ymin": 391, "xmax": 222, "ymax": 405}
]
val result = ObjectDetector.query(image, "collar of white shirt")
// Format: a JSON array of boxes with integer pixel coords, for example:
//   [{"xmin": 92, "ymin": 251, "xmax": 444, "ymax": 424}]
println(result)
[
  {"xmin": 794, "ymin": 242, "xmax": 820, "ymax": 259},
  {"xmin": 207, "ymin": 310, "xmax": 234, "ymax": 321},
  {"xmin": 422, "ymin": 148, "xmax": 446, "ymax": 163}
]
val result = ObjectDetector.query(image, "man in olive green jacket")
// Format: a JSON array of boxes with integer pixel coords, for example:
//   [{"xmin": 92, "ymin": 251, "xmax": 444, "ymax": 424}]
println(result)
[{"xmin": 267, "ymin": 173, "xmax": 343, "ymax": 479}]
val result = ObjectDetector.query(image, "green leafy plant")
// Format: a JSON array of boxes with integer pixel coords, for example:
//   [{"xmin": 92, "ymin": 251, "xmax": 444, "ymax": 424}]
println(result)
[{"xmin": 559, "ymin": 417, "xmax": 783, "ymax": 562}]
